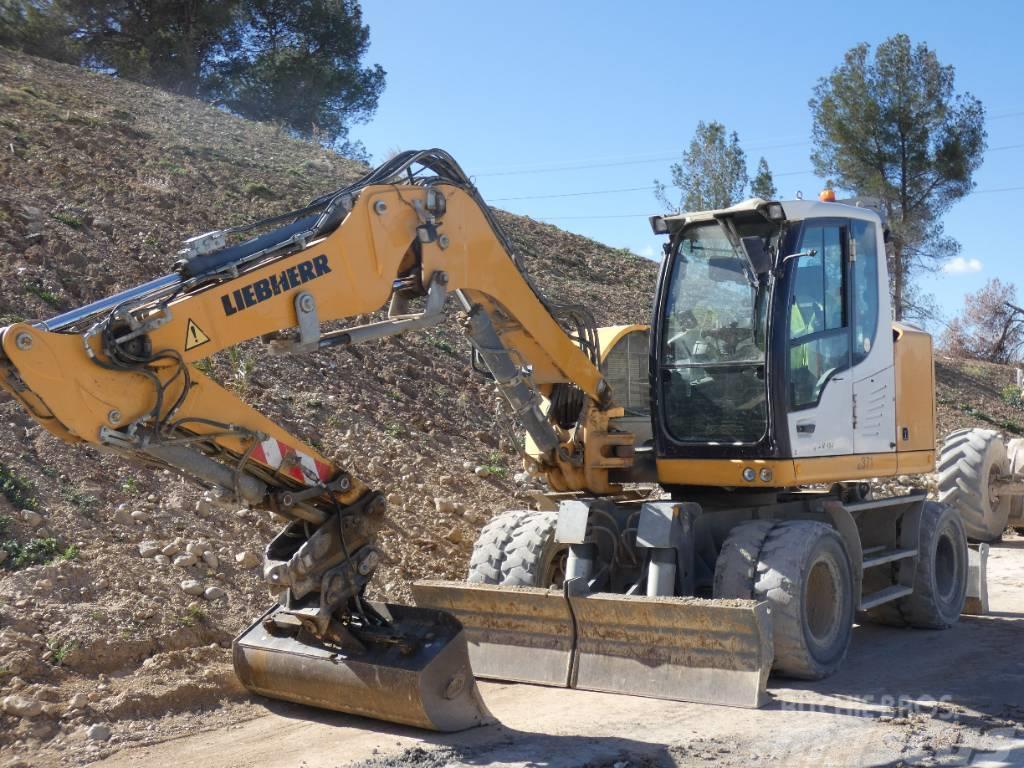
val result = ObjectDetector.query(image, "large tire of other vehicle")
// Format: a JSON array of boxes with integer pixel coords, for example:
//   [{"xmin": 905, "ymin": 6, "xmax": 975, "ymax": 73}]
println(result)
[
  {"xmin": 1007, "ymin": 437, "xmax": 1024, "ymax": 533},
  {"xmin": 466, "ymin": 510, "xmax": 534, "ymax": 584},
  {"xmin": 714, "ymin": 520, "xmax": 855, "ymax": 680},
  {"xmin": 864, "ymin": 501, "xmax": 968, "ymax": 629},
  {"xmin": 937, "ymin": 428, "xmax": 1011, "ymax": 542}
]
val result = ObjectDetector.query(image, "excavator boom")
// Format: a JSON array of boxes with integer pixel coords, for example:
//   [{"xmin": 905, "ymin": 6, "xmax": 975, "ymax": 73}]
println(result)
[{"xmin": 0, "ymin": 150, "xmax": 772, "ymax": 730}]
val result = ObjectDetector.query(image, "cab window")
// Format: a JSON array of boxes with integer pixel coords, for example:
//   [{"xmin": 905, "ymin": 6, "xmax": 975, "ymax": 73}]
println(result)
[
  {"xmin": 851, "ymin": 220, "xmax": 879, "ymax": 365},
  {"xmin": 788, "ymin": 223, "xmax": 850, "ymax": 409}
]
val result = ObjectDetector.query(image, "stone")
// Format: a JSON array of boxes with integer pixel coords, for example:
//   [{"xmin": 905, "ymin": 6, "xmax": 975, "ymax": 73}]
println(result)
[
  {"xmin": 202, "ymin": 551, "xmax": 219, "ymax": 570},
  {"xmin": 113, "ymin": 504, "xmax": 133, "ymax": 526},
  {"xmin": 154, "ymin": 554, "xmax": 170, "ymax": 566},
  {"xmin": 386, "ymin": 492, "xmax": 403, "ymax": 507},
  {"xmin": 173, "ymin": 553, "xmax": 197, "ymax": 568},
  {"xmin": 434, "ymin": 498, "xmax": 457, "ymax": 515},
  {"xmin": 186, "ymin": 541, "xmax": 205, "ymax": 556},
  {"xmin": 180, "ymin": 579, "xmax": 204, "ymax": 596},
  {"xmin": 513, "ymin": 471, "xmax": 532, "ymax": 485},
  {"xmin": 137, "ymin": 541, "xmax": 161, "ymax": 558},
  {"xmin": 444, "ymin": 527, "xmax": 463, "ymax": 544},
  {"xmin": 2, "ymin": 695, "xmax": 42, "ymax": 718},
  {"xmin": 21, "ymin": 510, "xmax": 44, "ymax": 528},
  {"xmin": 462, "ymin": 461, "xmax": 475, "ymax": 471},
  {"xmin": 67, "ymin": 693, "xmax": 88, "ymax": 711},
  {"xmin": 93, "ymin": 217, "xmax": 114, "ymax": 235},
  {"xmin": 234, "ymin": 551, "xmax": 259, "ymax": 569},
  {"xmin": 95, "ymin": 577, "xmax": 109, "ymax": 590},
  {"xmin": 438, "ymin": 475, "xmax": 455, "ymax": 487},
  {"xmin": 160, "ymin": 542, "xmax": 180, "ymax": 557},
  {"xmin": 130, "ymin": 510, "xmax": 150, "ymax": 523},
  {"xmin": 204, "ymin": 586, "xmax": 226, "ymax": 601},
  {"xmin": 474, "ymin": 466, "xmax": 491, "ymax": 478},
  {"xmin": 35, "ymin": 578, "xmax": 53, "ymax": 593},
  {"xmin": 86, "ymin": 723, "xmax": 112, "ymax": 741}
]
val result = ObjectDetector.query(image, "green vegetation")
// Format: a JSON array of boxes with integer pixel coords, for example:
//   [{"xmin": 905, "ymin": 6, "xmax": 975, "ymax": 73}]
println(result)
[
  {"xmin": 121, "ymin": 477, "xmax": 140, "ymax": 494},
  {"xmin": 481, "ymin": 451, "xmax": 509, "ymax": 479},
  {"xmin": 242, "ymin": 181, "xmax": 274, "ymax": 199},
  {"xmin": 385, "ymin": 423, "xmax": 404, "ymax": 439},
  {"xmin": 25, "ymin": 283, "xmax": 61, "ymax": 307},
  {"xmin": 178, "ymin": 604, "xmax": 206, "ymax": 628},
  {"xmin": 0, "ymin": 462, "xmax": 37, "ymax": 510},
  {"xmin": 51, "ymin": 210, "xmax": 82, "ymax": 229},
  {"xmin": 432, "ymin": 338, "xmax": 455, "ymax": 356},
  {"xmin": 47, "ymin": 637, "xmax": 77, "ymax": 665},
  {"xmin": 1002, "ymin": 384, "xmax": 1024, "ymax": 408},
  {"xmin": 0, "ymin": 537, "xmax": 77, "ymax": 570}
]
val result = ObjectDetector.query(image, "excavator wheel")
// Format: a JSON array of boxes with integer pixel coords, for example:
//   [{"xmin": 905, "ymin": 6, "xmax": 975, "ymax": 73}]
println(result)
[
  {"xmin": 1007, "ymin": 437, "xmax": 1024, "ymax": 533},
  {"xmin": 938, "ymin": 428, "xmax": 1011, "ymax": 542},
  {"xmin": 863, "ymin": 501, "xmax": 968, "ymax": 629},
  {"xmin": 715, "ymin": 520, "xmax": 855, "ymax": 680},
  {"xmin": 466, "ymin": 510, "xmax": 567, "ymax": 588}
]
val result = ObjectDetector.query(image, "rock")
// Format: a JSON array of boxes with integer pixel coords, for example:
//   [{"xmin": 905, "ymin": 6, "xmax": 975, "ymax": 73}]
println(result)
[
  {"xmin": 173, "ymin": 553, "xmax": 197, "ymax": 568},
  {"xmin": 130, "ymin": 510, "xmax": 150, "ymax": 523},
  {"xmin": 434, "ymin": 498, "xmax": 457, "ymax": 515},
  {"xmin": 86, "ymin": 723, "xmax": 112, "ymax": 741},
  {"xmin": 444, "ymin": 527, "xmax": 463, "ymax": 544},
  {"xmin": 2, "ymin": 695, "xmax": 42, "ymax": 718},
  {"xmin": 154, "ymin": 554, "xmax": 170, "ymax": 566},
  {"xmin": 137, "ymin": 541, "xmax": 161, "ymax": 558},
  {"xmin": 202, "ymin": 551, "xmax": 219, "ymax": 570},
  {"xmin": 67, "ymin": 693, "xmax": 88, "ymax": 711},
  {"xmin": 462, "ymin": 461, "xmax": 475, "ymax": 471},
  {"xmin": 160, "ymin": 542, "xmax": 180, "ymax": 557},
  {"xmin": 21, "ymin": 510, "xmax": 44, "ymax": 528},
  {"xmin": 474, "ymin": 466, "xmax": 491, "ymax": 478},
  {"xmin": 186, "ymin": 541, "xmax": 205, "ymax": 556},
  {"xmin": 235, "ymin": 550, "xmax": 259, "ymax": 569},
  {"xmin": 204, "ymin": 586, "xmax": 226, "ymax": 601},
  {"xmin": 93, "ymin": 216, "xmax": 114, "ymax": 235},
  {"xmin": 180, "ymin": 579, "xmax": 204, "ymax": 596},
  {"xmin": 35, "ymin": 578, "xmax": 53, "ymax": 593},
  {"xmin": 439, "ymin": 475, "xmax": 455, "ymax": 487},
  {"xmin": 513, "ymin": 471, "xmax": 532, "ymax": 485},
  {"xmin": 95, "ymin": 577, "xmax": 109, "ymax": 590},
  {"xmin": 113, "ymin": 504, "xmax": 133, "ymax": 526},
  {"xmin": 386, "ymin": 492, "xmax": 403, "ymax": 507}
]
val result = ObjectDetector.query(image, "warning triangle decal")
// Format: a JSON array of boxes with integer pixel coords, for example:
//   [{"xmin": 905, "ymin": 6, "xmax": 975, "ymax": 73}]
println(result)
[{"xmin": 185, "ymin": 319, "xmax": 211, "ymax": 351}]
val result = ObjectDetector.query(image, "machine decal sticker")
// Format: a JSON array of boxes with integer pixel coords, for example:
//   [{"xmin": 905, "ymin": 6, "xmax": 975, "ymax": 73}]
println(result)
[
  {"xmin": 185, "ymin": 319, "xmax": 211, "ymax": 351},
  {"xmin": 220, "ymin": 254, "xmax": 331, "ymax": 316}
]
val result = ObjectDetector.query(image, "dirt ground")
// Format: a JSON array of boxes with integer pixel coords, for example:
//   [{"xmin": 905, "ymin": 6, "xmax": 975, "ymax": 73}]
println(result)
[{"xmin": 60, "ymin": 535, "xmax": 1023, "ymax": 768}]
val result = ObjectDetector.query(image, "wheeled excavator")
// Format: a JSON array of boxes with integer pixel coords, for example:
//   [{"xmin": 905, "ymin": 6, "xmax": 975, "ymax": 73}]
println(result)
[{"xmin": 0, "ymin": 150, "xmax": 974, "ymax": 731}]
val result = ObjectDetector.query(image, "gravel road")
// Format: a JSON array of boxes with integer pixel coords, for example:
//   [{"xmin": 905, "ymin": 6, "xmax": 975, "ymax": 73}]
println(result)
[{"xmin": 94, "ymin": 539, "xmax": 1024, "ymax": 768}]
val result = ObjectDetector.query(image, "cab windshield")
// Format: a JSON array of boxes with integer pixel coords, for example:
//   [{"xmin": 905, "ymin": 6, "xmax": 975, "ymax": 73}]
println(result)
[{"xmin": 660, "ymin": 221, "xmax": 774, "ymax": 444}]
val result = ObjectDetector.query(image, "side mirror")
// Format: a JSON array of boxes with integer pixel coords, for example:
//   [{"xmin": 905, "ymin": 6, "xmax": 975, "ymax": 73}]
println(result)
[{"xmin": 740, "ymin": 236, "xmax": 772, "ymax": 276}]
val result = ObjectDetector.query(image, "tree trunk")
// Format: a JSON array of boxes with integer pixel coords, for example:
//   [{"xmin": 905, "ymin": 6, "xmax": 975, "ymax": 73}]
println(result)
[{"xmin": 892, "ymin": 243, "xmax": 904, "ymax": 321}]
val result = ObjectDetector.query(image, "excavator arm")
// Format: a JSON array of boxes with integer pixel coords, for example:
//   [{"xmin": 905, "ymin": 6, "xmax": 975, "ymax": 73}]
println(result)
[{"xmin": 0, "ymin": 150, "xmax": 635, "ymax": 730}]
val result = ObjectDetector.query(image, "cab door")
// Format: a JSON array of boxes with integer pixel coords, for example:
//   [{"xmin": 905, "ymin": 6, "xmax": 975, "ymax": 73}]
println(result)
[{"xmin": 785, "ymin": 220, "xmax": 854, "ymax": 457}]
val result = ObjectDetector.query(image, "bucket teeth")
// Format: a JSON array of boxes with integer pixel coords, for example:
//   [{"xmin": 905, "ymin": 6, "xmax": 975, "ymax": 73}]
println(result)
[
  {"xmin": 233, "ymin": 603, "xmax": 493, "ymax": 732},
  {"xmin": 413, "ymin": 580, "xmax": 773, "ymax": 709}
]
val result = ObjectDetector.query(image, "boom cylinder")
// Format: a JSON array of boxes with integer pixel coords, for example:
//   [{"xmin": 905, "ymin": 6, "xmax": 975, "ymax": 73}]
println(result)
[{"xmin": 464, "ymin": 305, "xmax": 560, "ymax": 459}]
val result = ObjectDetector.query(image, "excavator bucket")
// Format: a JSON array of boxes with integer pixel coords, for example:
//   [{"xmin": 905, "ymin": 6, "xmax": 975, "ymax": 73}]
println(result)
[
  {"xmin": 413, "ymin": 580, "xmax": 773, "ymax": 709},
  {"xmin": 233, "ymin": 603, "xmax": 493, "ymax": 732}
]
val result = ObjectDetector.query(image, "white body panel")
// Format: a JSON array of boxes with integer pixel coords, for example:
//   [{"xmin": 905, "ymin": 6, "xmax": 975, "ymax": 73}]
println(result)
[{"xmin": 785, "ymin": 203, "xmax": 897, "ymax": 457}]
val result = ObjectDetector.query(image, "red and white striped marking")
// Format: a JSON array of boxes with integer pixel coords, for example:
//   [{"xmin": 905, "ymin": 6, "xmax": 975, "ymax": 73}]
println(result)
[{"xmin": 251, "ymin": 437, "xmax": 332, "ymax": 486}]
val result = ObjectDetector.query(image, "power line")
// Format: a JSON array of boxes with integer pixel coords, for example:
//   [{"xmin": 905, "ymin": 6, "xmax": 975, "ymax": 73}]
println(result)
[
  {"xmin": 532, "ymin": 184, "xmax": 1024, "ymax": 221},
  {"xmin": 471, "ymin": 109, "xmax": 1024, "ymax": 179}
]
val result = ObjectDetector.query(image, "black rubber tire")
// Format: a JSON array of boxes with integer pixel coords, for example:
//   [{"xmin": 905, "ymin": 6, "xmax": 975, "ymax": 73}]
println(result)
[
  {"xmin": 937, "ymin": 428, "xmax": 1011, "ymax": 542},
  {"xmin": 1007, "ymin": 438, "xmax": 1024, "ymax": 533},
  {"xmin": 499, "ymin": 510, "xmax": 566, "ymax": 587},
  {"xmin": 715, "ymin": 520, "xmax": 855, "ymax": 680},
  {"xmin": 712, "ymin": 520, "xmax": 774, "ymax": 598},
  {"xmin": 466, "ymin": 510, "xmax": 534, "ymax": 584},
  {"xmin": 865, "ymin": 501, "xmax": 968, "ymax": 629}
]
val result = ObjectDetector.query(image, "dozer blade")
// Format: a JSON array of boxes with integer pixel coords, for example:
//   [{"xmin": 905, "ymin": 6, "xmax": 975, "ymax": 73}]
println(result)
[
  {"xmin": 233, "ymin": 602, "xmax": 493, "ymax": 732},
  {"xmin": 411, "ymin": 581, "xmax": 575, "ymax": 687},
  {"xmin": 413, "ymin": 580, "xmax": 773, "ymax": 709}
]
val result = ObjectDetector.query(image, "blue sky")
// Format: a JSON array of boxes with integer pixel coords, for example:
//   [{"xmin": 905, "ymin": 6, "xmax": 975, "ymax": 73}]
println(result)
[{"xmin": 349, "ymin": 1, "xmax": 1024, "ymax": 332}]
